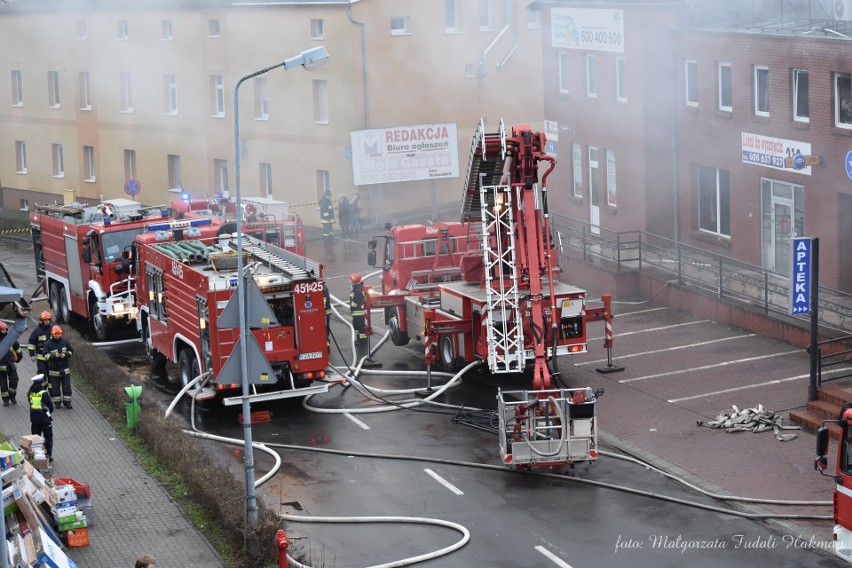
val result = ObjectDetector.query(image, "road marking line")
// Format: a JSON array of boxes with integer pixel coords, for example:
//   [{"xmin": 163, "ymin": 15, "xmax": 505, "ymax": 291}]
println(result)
[
  {"xmin": 617, "ymin": 320, "xmax": 710, "ymax": 336},
  {"xmin": 577, "ymin": 334, "xmax": 755, "ymax": 365},
  {"xmin": 619, "ymin": 350, "xmax": 801, "ymax": 383},
  {"xmin": 424, "ymin": 468, "xmax": 464, "ymax": 495},
  {"xmin": 344, "ymin": 413, "xmax": 371, "ymax": 430},
  {"xmin": 613, "ymin": 306, "xmax": 669, "ymax": 317},
  {"xmin": 668, "ymin": 374, "xmax": 808, "ymax": 402},
  {"xmin": 535, "ymin": 545, "xmax": 573, "ymax": 567}
]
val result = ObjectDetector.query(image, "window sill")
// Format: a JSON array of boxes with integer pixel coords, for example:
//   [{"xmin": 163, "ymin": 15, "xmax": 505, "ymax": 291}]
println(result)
[
  {"xmin": 121, "ymin": 109, "xmax": 134, "ymax": 114},
  {"xmin": 445, "ymin": 29, "xmax": 463, "ymax": 35},
  {"xmin": 692, "ymin": 229, "xmax": 731, "ymax": 248},
  {"xmin": 49, "ymin": 105, "xmax": 60, "ymax": 110},
  {"xmin": 255, "ymin": 115, "xmax": 269, "ymax": 122},
  {"xmin": 210, "ymin": 113, "xmax": 225, "ymax": 119},
  {"xmin": 390, "ymin": 31, "xmax": 412, "ymax": 36},
  {"xmin": 84, "ymin": 177, "xmax": 96, "ymax": 183},
  {"xmin": 12, "ymin": 103, "xmax": 23, "ymax": 108},
  {"xmin": 16, "ymin": 170, "xmax": 27, "ymax": 175},
  {"xmin": 80, "ymin": 106, "xmax": 92, "ymax": 112},
  {"xmin": 52, "ymin": 174, "xmax": 65, "ymax": 179},
  {"xmin": 310, "ymin": 35, "xmax": 325, "ymax": 40},
  {"xmin": 164, "ymin": 111, "xmax": 178, "ymax": 116},
  {"xmin": 162, "ymin": 37, "xmax": 173, "ymax": 41},
  {"xmin": 313, "ymin": 120, "xmax": 329, "ymax": 125}
]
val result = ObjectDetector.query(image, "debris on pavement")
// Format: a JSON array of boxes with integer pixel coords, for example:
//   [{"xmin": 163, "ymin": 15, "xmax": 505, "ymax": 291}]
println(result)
[{"xmin": 697, "ymin": 404, "xmax": 801, "ymax": 441}]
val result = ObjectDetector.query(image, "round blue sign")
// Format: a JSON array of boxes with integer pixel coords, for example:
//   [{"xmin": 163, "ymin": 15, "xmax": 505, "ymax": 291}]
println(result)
[
  {"xmin": 792, "ymin": 154, "xmax": 806, "ymax": 171},
  {"xmin": 846, "ymin": 151, "xmax": 852, "ymax": 180},
  {"xmin": 124, "ymin": 178, "xmax": 141, "ymax": 196}
]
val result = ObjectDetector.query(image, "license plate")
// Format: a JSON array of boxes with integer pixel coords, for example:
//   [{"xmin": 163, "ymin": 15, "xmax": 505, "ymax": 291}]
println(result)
[{"xmin": 298, "ymin": 351, "xmax": 323, "ymax": 360}]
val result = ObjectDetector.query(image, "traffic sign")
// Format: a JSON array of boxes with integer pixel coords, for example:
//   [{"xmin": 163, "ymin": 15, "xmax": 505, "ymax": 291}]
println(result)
[
  {"xmin": 124, "ymin": 179, "xmax": 141, "ymax": 196},
  {"xmin": 789, "ymin": 237, "xmax": 812, "ymax": 315},
  {"xmin": 846, "ymin": 151, "xmax": 852, "ymax": 180}
]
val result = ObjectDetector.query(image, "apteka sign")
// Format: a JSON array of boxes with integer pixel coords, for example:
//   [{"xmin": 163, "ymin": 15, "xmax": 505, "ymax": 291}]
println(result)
[{"xmin": 789, "ymin": 237, "xmax": 812, "ymax": 315}]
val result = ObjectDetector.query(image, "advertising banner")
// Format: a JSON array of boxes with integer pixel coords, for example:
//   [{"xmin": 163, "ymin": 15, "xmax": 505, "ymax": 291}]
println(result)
[{"xmin": 551, "ymin": 8, "xmax": 625, "ymax": 53}]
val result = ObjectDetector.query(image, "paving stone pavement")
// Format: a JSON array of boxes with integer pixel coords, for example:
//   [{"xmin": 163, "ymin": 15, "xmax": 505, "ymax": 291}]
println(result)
[{"xmin": 2, "ymin": 356, "xmax": 224, "ymax": 567}]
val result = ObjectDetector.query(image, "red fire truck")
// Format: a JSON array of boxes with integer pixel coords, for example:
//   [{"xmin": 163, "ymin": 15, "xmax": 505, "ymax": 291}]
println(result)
[
  {"xmin": 133, "ymin": 223, "xmax": 328, "ymax": 405},
  {"xmin": 365, "ymin": 120, "xmax": 613, "ymax": 468},
  {"xmin": 169, "ymin": 194, "xmax": 305, "ymax": 256},
  {"xmin": 815, "ymin": 405, "xmax": 852, "ymax": 562},
  {"xmin": 30, "ymin": 199, "xmax": 174, "ymax": 341}
]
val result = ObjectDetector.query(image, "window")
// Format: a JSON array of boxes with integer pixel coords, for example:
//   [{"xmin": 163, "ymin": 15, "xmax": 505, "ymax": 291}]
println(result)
[
  {"xmin": 214, "ymin": 159, "xmax": 229, "ymax": 195},
  {"xmin": 479, "ymin": 0, "xmax": 493, "ymax": 30},
  {"xmin": 162, "ymin": 19, "xmax": 173, "ymax": 40},
  {"xmin": 316, "ymin": 169, "xmax": 330, "ymax": 202},
  {"xmin": 754, "ymin": 65, "xmax": 769, "ymax": 116},
  {"xmin": 589, "ymin": 146, "xmax": 600, "ymax": 207},
  {"xmin": 698, "ymin": 166, "xmax": 730, "ymax": 236},
  {"xmin": 15, "ymin": 141, "xmax": 26, "ymax": 174},
  {"xmin": 168, "ymin": 154, "xmax": 181, "ymax": 190},
  {"xmin": 118, "ymin": 19, "xmax": 128, "ymax": 40},
  {"xmin": 120, "ymin": 72, "xmax": 133, "ymax": 112},
  {"xmin": 310, "ymin": 18, "xmax": 324, "ymax": 39},
  {"xmin": 79, "ymin": 72, "xmax": 91, "ymax": 110},
  {"xmin": 124, "ymin": 149, "xmax": 136, "ymax": 181},
  {"xmin": 260, "ymin": 162, "xmax": 273, "ymax": 197},
  {"xmin": 793, "ymin": 69, "xmax": 809, "ymax": 122},
  {"xmin": 19, "ymin": 199, "xmax": 29, "ymax": 211},
  {"xmin": 313, "ymin": 79, "xmax": 328, "ymax": 123},
  {"xmin": 835, "ymin": 72, "xmax": 852, "ymax": 128},
  {"xmin": 527, "ymin": 8, "xmax": 542, "ymax": 29},
  {"xmin": 52, "ymin": 144, "xmax": 64, "ymax": 178},
  {"xmin": 616, "ymin": 57, "xmax": 627, "ymax": 102},
  {"xmin": 11, "ymin": 70, "xmax": 23, "ymax": 106},
  {"xmin": 208, "ymin": 19, "xmax": 220, "ymax": 37},
  {"xmin": 48, "ymin": 70, "xmax": 60, "ymax": 108},
  {"xmin": 164, "ymin": 74, "xmax": 177, "ymax": 114},
  {"xmin": 445, "ymin": 0, "xmax": 460, "ymax": 32},
  {"xmin": 558, "ymin": 53, "xmax": 570, "ymax": 94},
  {"xmin": 210, "ymin": 75, "xmax": 224, "ymax": 117},
  {"xmin": 685, "ymin": 59, "xmax": 698, "ymax": 106},
  {"xmin": 572, "ymin": 143, "xmax": 582, "ymax": 197},
  {"xmin": 83, "ymin": 145, "xmax": 95, "ymax": 182},
  {"xmin": 254, "ymin": 77, "xmax": 269, "ymax": 119},
  {"xmin": 586, "ymin": 54, "xmax": 597, "ymax": 98},
  {"xmin": 606, "ymin": 150, "xmax": 617, "ymax": 207},
  {"xmin": 718, "ymin": 62, "xmax": 732, "ymax": 111},
  {"xmin": 391, "ymin": 16, "xmax": 410, "ymax": 35},
  {"xmin": 76, "ymin": 20, "xmax": 87, "ymax": 40}
]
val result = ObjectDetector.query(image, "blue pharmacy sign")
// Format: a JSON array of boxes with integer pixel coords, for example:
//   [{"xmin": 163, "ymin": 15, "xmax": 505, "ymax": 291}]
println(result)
[
  {"xmin": 789, "ymin": 237, "xmax": 812, "ymax": 315},
  {"xmin": 846, "ymin": 150, "xmax": 852, "ymax": 180}
]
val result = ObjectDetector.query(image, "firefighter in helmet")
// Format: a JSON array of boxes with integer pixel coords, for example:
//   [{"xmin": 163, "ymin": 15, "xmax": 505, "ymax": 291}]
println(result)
[
  {"xmin": 349, "ymin": 273, "xmax": 367, "ymax": 346},
  {"xmin": 28, "ymin": 311, "xmax": 53, "ymax": 377},
  {"xmin": 0, "ymin": 321, "xmax": 22, "ymax": 406},
  {"xmin": 28, "ymin": 374, "xmax": 53, "ymax": 461},
  {"xmin": 43, "ymin": 325, "xmax": 73, "ymax": 409},
  {"xmin": 319, "ymin": 189, "xmax": 335, "ymax": 241}
]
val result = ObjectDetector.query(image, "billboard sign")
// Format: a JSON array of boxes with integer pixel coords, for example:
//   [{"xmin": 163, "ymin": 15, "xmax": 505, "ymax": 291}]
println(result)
[
  {"xmin": 551, "ymin": 8, "xmax": 625, "ymax": 53},
  {"xmin": 741, "ymin": 132, "xmax": 811, "ymax": 175}
]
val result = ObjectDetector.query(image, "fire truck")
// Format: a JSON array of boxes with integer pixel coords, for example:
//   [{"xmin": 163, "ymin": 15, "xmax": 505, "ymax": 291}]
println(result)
[
  {"xmin": 169, "ymin": 194, "xmax": 305, "ymax": 256},
  {"xmin": 133, "ymin": 221, "xmax": 328, "ymax": 405},
  {"xmin": 30, "ymin": 199, "xmax": 173, "ymax": 341},
  {"xmin": 815, "ymin": 406, "xmax": 852, "ymax": 562},
  {"xmin": 365, "ymin": 120, "xmax": 613, "ymax": 468}
]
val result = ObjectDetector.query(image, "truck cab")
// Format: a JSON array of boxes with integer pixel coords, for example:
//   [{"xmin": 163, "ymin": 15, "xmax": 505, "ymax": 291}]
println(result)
[{"xmin": 816, "ymin": 404, "xmax": 852, "ymax": 561}]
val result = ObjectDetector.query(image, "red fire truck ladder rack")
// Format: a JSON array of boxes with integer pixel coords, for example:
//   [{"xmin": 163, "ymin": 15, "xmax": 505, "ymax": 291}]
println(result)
[{"xmin": 228, "ymin": 234, "xmax": 318, "ymax": 282}]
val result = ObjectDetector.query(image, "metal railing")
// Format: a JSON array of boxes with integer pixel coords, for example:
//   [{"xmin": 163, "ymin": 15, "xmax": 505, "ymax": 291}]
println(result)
[
  {"xmin": 816, "ymin": 335, "xmax": 852, "ymax": 387},
  {"xmin": 550, "ymin": 213, "xmax": 852, "ymax": 335}
]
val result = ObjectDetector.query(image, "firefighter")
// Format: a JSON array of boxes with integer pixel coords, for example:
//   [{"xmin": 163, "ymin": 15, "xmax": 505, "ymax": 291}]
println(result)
[
  {"xmin": 0, "ymin": 321, "xmax": 22, "ymax": 406},
  {"xmin": 28, "ymin": 311, "xmax": 53, "ymax": 378},
  {"xmin": 349, "ymin": 273, "xmax": 367, "ymax": 346},
  {"xmin": 28, "ymin": 374, "xmax": 53, "ymax": 461},
  {"xmin": 43, "ymin": 325, "xmax": 73, "ymax": 409},
  {"xmin": 319, "ymin": 189, "xmax": 335, "ymax": 241}
]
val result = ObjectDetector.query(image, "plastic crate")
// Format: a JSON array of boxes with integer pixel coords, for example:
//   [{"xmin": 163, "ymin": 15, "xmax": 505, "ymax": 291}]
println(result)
[
  {"xmin": 54, "ymin": 477, "xmax": 90, "ymax": 499},
  {"xmin": 65, "ymin": 527, "xmax": 89, "ymax": 547}
]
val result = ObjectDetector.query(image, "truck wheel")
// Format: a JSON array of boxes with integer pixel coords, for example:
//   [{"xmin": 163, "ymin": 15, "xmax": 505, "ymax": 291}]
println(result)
[
  {"xmin": 142, "ymin": 319, "xmax": 165, "ymax": 368},
  {"xmin": 89, "ymin": 298, "xmax": 109, "ymax": 342},
  {"xmin": 179, "ymin": 349, "xmax": 200, "ymax": 388},
  {"xmin": 440, "ymin": 335, "xmax": 461, "ymax": 372},
  {"xmin": 49, "ymin": 283, "xmax": 62, "ymax": 319},
  {"xmin": 388, "ymin": 308, "xmax": 409, "ymax": 346},
  {"xmin": 57, "ymin": 288, "xmax": 71, "ymax": 325}
]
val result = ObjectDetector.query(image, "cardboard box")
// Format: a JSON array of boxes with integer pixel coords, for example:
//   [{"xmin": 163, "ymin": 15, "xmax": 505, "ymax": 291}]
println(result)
[
  {"xmin": 0, "ymin": 449, "xmax": 22, "ymax": 468},
  {"xmin": 33, "ymin": 457, "xmax": 50, "ymax": 470},
  {"xmin": 37, "ymin": 527, "xmax": 79, "ymax": 568},
  {"xmin": 65, "ymin": 527, "xmax": 89, "ymax": 548},
  {"xmin": 19, "ymin": 434, "xmax": 45, "ymax": 450},
  {"xmin": 54, "ymin": 510, "xmax": 83, "ymax": 525},
  {"xmin": 57, "ymin": 517, "xmax": 87, "ymax": 532}
]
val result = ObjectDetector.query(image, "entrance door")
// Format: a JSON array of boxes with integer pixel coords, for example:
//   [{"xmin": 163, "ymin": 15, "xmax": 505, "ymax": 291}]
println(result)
[
  {"xmin": 770, "ymin": 195, "xmax": 793, "ymax": 276},
  {"xmin": 588, "ymin": 146, "xmax": 600, "ymax": 235}
]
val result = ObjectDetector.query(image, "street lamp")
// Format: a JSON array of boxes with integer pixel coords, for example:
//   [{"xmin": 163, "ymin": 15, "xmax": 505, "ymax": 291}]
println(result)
[{"xmin": 232, "ymin": 45, "xmax": 329, "ymax": 535}]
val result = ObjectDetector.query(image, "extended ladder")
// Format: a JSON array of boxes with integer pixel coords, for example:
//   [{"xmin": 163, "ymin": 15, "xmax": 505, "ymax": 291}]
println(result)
[
  {"xmin": 232, "ymin": 234, "xmax": 313, "ymax": 282},
  {"xmin": 461, "ymin": 119, "xmax": 507, "ymax": 223}
]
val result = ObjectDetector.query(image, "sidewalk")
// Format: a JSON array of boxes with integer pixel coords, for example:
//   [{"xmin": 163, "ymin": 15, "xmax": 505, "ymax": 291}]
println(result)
[{"xmin": 2, "ymin": 357, "xmax": 224, "ymax": 567}]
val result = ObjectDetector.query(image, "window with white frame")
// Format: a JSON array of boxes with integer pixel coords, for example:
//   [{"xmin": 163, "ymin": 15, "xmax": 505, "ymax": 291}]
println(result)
[
  {"xmin": 586, "ymin": 54, "xmax": 597, "ymax": 98},
  {"xmin": 255, "ymin": 77, "xmax": 269, "ymax": 119},
  {"xmin": 572, "ymin": 143, "xmax": 582, "ymax": 197},
  {"xmin": 120, "ymin": 72, "xmax": 133, "ymax": 112},
  {"xmin": 835, "ymin": 72, "xmax": 852, "ymax": 128},
  {"xmin": 793, "ymin": 69, "xmax": 809, "ymax": 122},
  {"xmin": 117, "ymin": 19, "xmax": 128, "ymax": 40},
  {"xmin": 19, "ymin": 199, "xmax": 28, "ymax": 211},
  {"xmin": 11, "ymin": 70, "xmax": 23, "ymax": 106},
  {"xmin": 479, "ymin": 0, "xmax": 493, "ymax": 30},
  {"xmin": 316, "ymin": 169, "xmax": 330, "ymax": 202},
  {"xmin": 168, "ymin": 154, "xmax": 181, "ymax": 190},
  {"xmin": 606, "ymin": 149, "xmax": 617, "ymax": 207},
  {"xmin": 310, "ymin": 19, "xmax": 324, "ymax": 39},
  {"xmin": 685, "ymin": 59, "xmax": 698, "ymax": 106},
  {"xmin": 76, "ymin": 20, "xmax": 87, "ymax": 40},
  {"xmin": 391, "ymin": 16, "xmax": 410, "ymax": 35},
  {"xmin": 589, "ymin": 146, "xmax": 600, "ymax": 207},
  {"xmin": 718, "ymin": 62, "xmax": 732, "ymax": 111},
  {"xmin": 313, "ymin": 79, "xmax": 328, "ymax": 123},
  {"xmin": 527, "ymin": 7, "xmax": 542, "ymax": 29},
  {"xmin": 15, "ymin": 141, "xmax": 26, "ymax": 174},
  {"xmin": 445, "ymin": 0, "xmax": 460, "ymax": 32},
  {"xmin": 164, "ymin": 74, "xmax": 177, "ymax": 114},
  {"xmin": 83, "ymin": 145, "xmax": 95, "ymax": 182},
  {"xmin": 124, "ymin": 149, "xmax": 136, "ymax": 181},
  {"xmin": 162, "ymin": 19, "xmax": 173, "ymax": 40},
  {"xmin": 754, "ymin": 65, "xmax": 769, "ymax": 116},
  {"xmin": 79, "ymin": 72, "xmax": 91, "ymax": 110},
  {"xmin": 214, "ymin": 159, "xmax": 229, "ymax": 195},
  {"xmin": 616, "ymin": 57, "xmax": 627, "ymax": 102},
  {"xmin": 260, "ymin": 162, "xmax": 273, "ymax": 197},
  {"xmin": 208, "ymin": 19, "xmax": 220, "ymax": 37},
  {"xmin": 210, "ymin": 75, "xmax": 224, "ymax": 117},
  {"xmin": 51, "ymin": 144, "xmax": 64, "ymax": 178},
  {"xmin": 48, "ymin": 70, "xmax": 60, "ymax": 108},
  {"xmin": 558, "ymin": 53, "xmax": 570, "ymax": 94},
  {"xmin": 698, "ymin": 165, "xmax": 730, "ymax": 236}
]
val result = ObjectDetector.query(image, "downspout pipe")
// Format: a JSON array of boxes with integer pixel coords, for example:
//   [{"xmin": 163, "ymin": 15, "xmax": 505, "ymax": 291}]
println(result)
[{"xmin": 346, "ymin": 7, "xmax": 369, "ymax": 128}]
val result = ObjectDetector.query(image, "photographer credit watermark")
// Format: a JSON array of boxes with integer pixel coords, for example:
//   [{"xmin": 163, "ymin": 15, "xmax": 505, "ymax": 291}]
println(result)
[{"xmin": 614, "ymin": 533, "xmax": 834, "ymax": 554}]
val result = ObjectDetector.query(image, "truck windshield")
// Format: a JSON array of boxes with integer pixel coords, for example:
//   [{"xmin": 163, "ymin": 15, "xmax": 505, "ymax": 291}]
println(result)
[
  {"xmin": 101, "ymin": 228, "xmax": 145, "ymax": 263},
  {"xmin": 843, "ymin": 424, "xmax": 852, "ymax": 475}
]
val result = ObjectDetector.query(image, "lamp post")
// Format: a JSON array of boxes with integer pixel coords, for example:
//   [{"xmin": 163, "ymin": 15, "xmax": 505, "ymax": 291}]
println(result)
[{"xmin": 232, "ymin": 46, "xmax": 329, "ymax": 538}]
